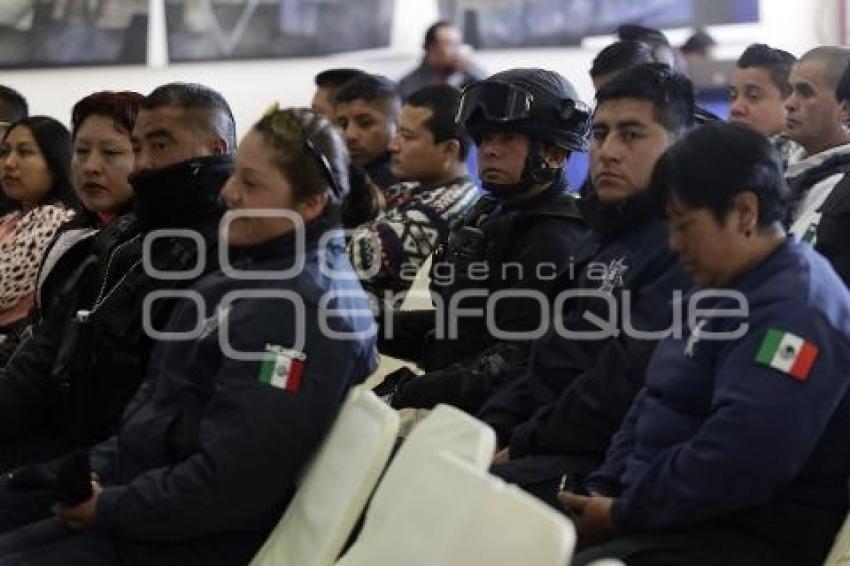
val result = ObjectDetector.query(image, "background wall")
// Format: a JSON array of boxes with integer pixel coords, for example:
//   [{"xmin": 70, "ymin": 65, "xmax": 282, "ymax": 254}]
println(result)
[{"xmin": 0, "ymin": 0, "xmax": 841, "ymax": 137}]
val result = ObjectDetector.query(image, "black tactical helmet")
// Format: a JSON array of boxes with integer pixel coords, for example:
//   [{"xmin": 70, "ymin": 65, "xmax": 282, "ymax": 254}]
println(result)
[{"xmin": 457, "ymin": 68, "xmax": 590, "ymax": 153}]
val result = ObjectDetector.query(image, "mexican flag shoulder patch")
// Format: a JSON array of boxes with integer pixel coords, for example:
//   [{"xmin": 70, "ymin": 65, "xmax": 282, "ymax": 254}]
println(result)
[
  {"xmin": 755, "ymin": 328, "xmax": 819, "ymax": 382},
  {"xmin": 258, "ymin": 344, "xmax": 306, "ymax": 392}
]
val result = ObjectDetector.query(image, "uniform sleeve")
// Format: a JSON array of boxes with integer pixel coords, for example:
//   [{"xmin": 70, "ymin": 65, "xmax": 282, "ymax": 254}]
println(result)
[
  {"xmin": 612, "ymin": 316, "xmax": 850, "ymax": 531},
  {"xmin": 94, "ymin": 301, "xmax": 372, "ymax": 540},
  {"xmin": 478, "ymin": 369, "xmax": 538, "ymax": 447},
  {"xmin": 492, "ymin": 218, "xmax": 585, "ymax": 335},
  {"xmin": 508, "ymin": 329, "xmax": 657, "ymax": 458},
  {"xmin": 506, "ymin": 258, "xmax": 683, "ymax": 459},
  {"xmin": 583, "ymin": 391, "xmax": 644, "ymax": 496}
]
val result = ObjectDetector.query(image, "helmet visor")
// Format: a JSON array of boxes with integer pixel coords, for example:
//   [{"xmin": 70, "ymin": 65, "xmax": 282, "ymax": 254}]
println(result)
[{"xmin": 456, "ymin": 81, "xmax": 533, "ymax": 125}]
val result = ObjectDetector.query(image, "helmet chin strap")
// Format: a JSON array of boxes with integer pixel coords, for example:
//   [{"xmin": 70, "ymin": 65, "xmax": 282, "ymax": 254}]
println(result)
[{"xmin": 481, "ymin": 137, "xmax": 560, "ymax": 199}]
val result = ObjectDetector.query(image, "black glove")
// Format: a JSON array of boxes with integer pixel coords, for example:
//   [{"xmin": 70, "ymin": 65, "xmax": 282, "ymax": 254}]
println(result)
[
  {"xmin": 53, "ymin": 450, "xmax": 92, "ymax": 506},
  {"xmin": 372, "ymin": 367, "xmax": 418, "ymax": 402}
]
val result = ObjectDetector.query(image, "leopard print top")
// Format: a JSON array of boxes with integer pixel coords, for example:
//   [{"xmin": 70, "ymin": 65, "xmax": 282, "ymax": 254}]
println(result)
[{"xmin": 0, "ymin": 205, "xmax": 75, "ymax": 311}]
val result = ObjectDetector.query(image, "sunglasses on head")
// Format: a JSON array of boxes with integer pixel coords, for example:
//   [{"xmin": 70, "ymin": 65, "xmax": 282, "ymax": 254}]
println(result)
[{"xmin": 262, "ymin": 103, "xmax": 341, "ymax": 198}]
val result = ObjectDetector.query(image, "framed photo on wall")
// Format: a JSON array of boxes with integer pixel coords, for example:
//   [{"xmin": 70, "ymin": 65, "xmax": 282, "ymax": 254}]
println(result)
[
  {"xmin": 0, "ymin": 0, "xmax": 148, "ymax": 68},
  {"xmin": 166, "ymin": 0, "xmax": 395, "ymax": 63},
  {"xmin": 439, "ymin": 0, "xmax": 759, "ymax": 49}
]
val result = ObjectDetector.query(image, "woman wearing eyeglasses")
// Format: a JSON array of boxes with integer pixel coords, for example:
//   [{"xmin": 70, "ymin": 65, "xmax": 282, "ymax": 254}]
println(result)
[
  {"xmin": 0, "ymin": 117, "xmax": 77, "ymax": 335},
  {"xmin": 0, "ymin": 107, "xmax": 377, "ymax": 565}
]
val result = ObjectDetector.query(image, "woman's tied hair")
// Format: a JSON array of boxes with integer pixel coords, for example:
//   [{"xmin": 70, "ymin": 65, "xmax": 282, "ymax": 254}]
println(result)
[{"xmin": 254, "ymin": 104, "xmax": 349, "ymax": 207}]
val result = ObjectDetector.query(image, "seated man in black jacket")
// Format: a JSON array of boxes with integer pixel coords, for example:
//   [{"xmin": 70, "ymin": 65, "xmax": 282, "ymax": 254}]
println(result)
[
  {"xmin": 0, "ymin": 82, "xmax": 235, "ymax": 472},
  {"xmin": 480, "ymin": 64, "xmax": 694, "ymax": 506},
  {"xmin": 0, "ymin": 108, "xmax": 377, "ymax": 565}
]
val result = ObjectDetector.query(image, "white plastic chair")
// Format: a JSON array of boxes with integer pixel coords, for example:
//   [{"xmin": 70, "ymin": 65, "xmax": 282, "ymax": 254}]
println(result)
[
  {"xmin": 445, "ymin": 464, "xmax": 577, "ymax": 565},
  {"xmin": 381, "ymin": 403, "xmax": 497, "ymax": 489},
  {"xmin": 336, "ymin": 405, "xmax": 497, "ymax": 565},
  {"xmin": 824, "ymin": 511, "xmax": 850, "ymax": 565},
  {"xmin": 249, "ymin": 387, "xmax": 400, "ymax": 566},
  {"xmin": 337, "ymin": 451, "xmax": 576, "ymax": 566}
]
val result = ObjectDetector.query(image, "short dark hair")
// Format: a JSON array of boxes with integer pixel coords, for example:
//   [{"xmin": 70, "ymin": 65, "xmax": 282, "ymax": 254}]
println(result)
[
  {"xmin": 737, "ymin": 43, "xmax": 796, "ymax": 97},
  {"xmin": 617, "ymin": 24, "xmax": 669, "ymax": 47},
  {"xmin": 616, "ymin": 24, "xmax": 680, "ymax": 70},
  {"xmin": 141, "ymin": 82, "xmax": 236, "ymax": 151},
  {"xmin": 424, "ymin": 21, "xmax": 455, "ymax": 48},
  {"xmin": 595, "ymin": 63, "xmax": 695, "ymax": 134},
  {"xmin": 799, "ymin": 46, "xmax": 850, "ymax": 93},
  {"xmin": 405, "ymin": 85, "xmax": 470, "ymax": 160},
  {"xmin": 71, "ymin": 91, "xmax": 144, "ymax": 140},
  {"xmin": 681, "ymin": 29, "xmax": 716, "ymax": 56},
  {"xmin": 0, "ymin": 85, "xmax": 28, "ymax": 122},
  {"xmin": 1, "ymin": 116, "xmax": 77, "ymax": 212},
  {"xmin": 590, "ymin": 40, "xmax": 655, "ymax": 79},
  {"xmin": 654, "ymin": 121, "xmax": 789, "ymax": 227},
  {"xmin": 334, "ymin": 73, "xmax": 401, "ymax": 116},
  {"xmin": 314, "ymin": 68, "xmax": 365, "ymax": 90}
]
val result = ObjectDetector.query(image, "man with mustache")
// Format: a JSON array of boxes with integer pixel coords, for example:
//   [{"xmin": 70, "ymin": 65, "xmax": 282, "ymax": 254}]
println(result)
[{"xmin": 377, "ymin": 68, "xmax": 590, "ymax": 415}]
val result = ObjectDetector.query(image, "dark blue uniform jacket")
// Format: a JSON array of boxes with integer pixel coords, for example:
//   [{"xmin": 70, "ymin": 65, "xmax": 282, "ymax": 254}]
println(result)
[
  {"xmin": 89, "ymin": 218, "xmax": 377, "ymax": 542},
  {"xmin": 588, "ymin": 240, "xmax": 850, "ymax": 566}
]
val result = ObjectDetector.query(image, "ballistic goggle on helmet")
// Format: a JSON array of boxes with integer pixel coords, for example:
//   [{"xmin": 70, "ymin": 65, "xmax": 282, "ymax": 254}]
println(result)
[{"xmin": 456, "ymin": 79, "xmax": 591, "ymax": 153}]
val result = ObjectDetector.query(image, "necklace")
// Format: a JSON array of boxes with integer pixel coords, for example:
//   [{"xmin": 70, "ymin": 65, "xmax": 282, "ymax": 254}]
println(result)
[{"xmin": 75, "ymin": 234, "xmax": 143, "ymax": 323}]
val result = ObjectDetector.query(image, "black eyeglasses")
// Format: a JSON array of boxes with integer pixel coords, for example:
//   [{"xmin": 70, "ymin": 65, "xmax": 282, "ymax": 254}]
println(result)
[{"xmin": 263, "ymin": 104, "xmax": 342, "ymax": 199}]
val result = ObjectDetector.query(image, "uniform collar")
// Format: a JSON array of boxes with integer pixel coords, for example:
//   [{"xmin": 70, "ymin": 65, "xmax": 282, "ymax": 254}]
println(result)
[
  {"xmin": 579, "ymin": 184, "xmax": 664, "ymax": 243},
  {"xmin": 226, "ymin": 210, "xmax": 339, "ymax": 265}
]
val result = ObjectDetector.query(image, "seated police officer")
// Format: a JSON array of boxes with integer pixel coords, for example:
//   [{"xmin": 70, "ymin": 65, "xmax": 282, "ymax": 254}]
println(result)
[
  {"xmin": 566, "ymin": 121, "xmax": 850, "ymax": 566},
  {"xmin": 377, "ymin": 68, "xmax": 590, "ymax": 415},
  {"xmin": 480, "ymin": 64, "xmax": 693, "ymax": 505},
  {"xmin": 0, "ymin": 107, "xmax": 377, "ymax": 565}
]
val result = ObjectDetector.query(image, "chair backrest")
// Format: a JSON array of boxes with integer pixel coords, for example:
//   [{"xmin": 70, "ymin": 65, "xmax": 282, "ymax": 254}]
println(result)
[
  {"xmin": 824, "ymin": 511, "xmax": 850, "ymax": 565},
  {"xmin": 337, "ymin": 451, "xmax": 575, "ymax": 566},
  {"xmin": 377, "ymin": 403, "xmax": 496, "ymax": 499},
  {"xmin": 250, "ymin": 387, "xmax": 400, "ymax": 566},
  {"xmin": 444, "ymin": 475, "xmax": 576, "ymax": 566},
  {"xmin": 336, "ymin": 406, "xmax": 497, "ymax": 566}
]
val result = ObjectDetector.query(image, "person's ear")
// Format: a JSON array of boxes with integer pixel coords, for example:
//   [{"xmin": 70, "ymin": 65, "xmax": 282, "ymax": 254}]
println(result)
[
  {"xmin": 542, "ymin": 146, "xmax": 568, "ymax": 168},
  {"xmin": 733, "ymin": 191, "xmax": 759, "ymax": 236},
  {"xmin": 211, "ymin": 137, "xmax": 228, "ymax": 156},
  {"xmin": 839, "ymin": 99, "xmax": 850, "ymax": 128},
  {"xmin": 440, "ymin": 138, "xmax": 461, "ymax": 160},
  {"xmin": 297, "ymin": 191, "xmax": 329, "ymax": 221}
]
